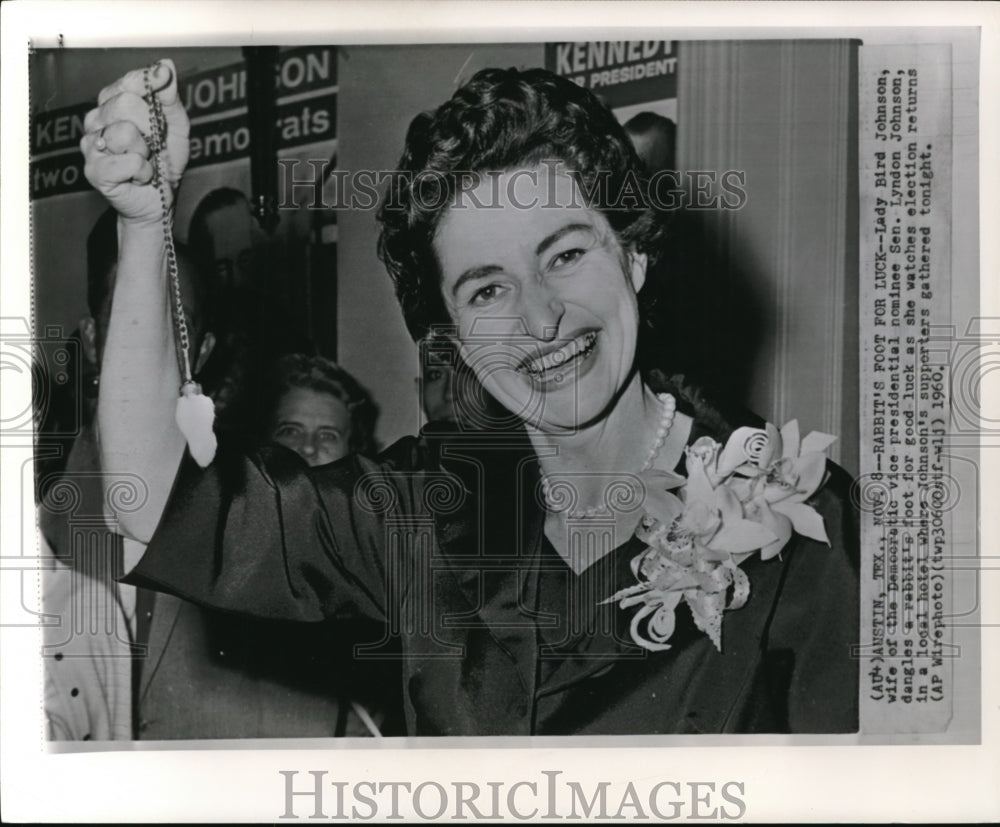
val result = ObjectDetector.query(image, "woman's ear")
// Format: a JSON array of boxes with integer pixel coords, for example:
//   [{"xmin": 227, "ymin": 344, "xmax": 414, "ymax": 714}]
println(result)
[
  {"xmin": 628, "ymin": 250, "xmax": 648, "ymax": 292},
  {"xmin": 78, "ymin": 316, "xmax": 98, "ymax": 367}
]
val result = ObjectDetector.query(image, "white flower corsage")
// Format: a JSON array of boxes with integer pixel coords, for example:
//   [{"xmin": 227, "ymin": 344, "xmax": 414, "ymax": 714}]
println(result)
[{"xmin": 602, "ymin": 420, "xmax": 837, "ymax": 652}]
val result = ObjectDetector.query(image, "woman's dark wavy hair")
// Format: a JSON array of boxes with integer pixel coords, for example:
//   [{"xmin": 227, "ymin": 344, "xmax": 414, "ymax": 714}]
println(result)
[
  {"xmin": 377, "ymin": 67, "xmax": 669, "ymax": 343},
  {"xmin": 262, "ymin": 354, "xmax": 379, "ymax": 457}
]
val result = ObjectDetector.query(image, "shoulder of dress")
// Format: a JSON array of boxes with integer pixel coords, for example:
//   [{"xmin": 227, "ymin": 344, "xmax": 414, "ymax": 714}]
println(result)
[
  {"xmin": 810, "ymin": 459, "xmax": 857, "ymax": 522},
  {"xmin": 376, "ymin": 433, "xmax": 437, "ymax": 472}
]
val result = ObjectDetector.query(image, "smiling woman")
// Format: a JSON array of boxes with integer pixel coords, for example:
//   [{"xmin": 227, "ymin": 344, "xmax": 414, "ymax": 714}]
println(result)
[
  {"xmin": 86, "ymin": 61, "xmax": 858, "ymax": 736},
  {"xmin": 434, "ymin": 171, "xmax": 647, "ymax": 434}
]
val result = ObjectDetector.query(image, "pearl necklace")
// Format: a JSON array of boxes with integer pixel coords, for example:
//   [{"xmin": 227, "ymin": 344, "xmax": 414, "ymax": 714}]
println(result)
[{"xmin": 540, "ymin": 392, "xmax": 676, "ymax": 518}]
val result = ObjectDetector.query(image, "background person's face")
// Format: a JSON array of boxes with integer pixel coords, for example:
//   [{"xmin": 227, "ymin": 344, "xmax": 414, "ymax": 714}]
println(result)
[
  {"xmin": 421, "ymin": 364, "xmax": 455, "ymax": 422},
  {"xmin": 433, "ymin": 167, "xmax": 646, "ymax": 431},
  {"xmin": 203, "ymin": 201, "xmax": 262, "ymax": 289},
  {"xmin": 270, "ymin": 387, "xmax": 351, "ymax": 466}
]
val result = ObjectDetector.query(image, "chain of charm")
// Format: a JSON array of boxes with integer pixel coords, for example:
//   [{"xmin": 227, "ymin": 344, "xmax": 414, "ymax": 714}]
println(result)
[
  {"xmin": 540, "ymin": 392, "xmax": 676, "ymax": 518},
  {"xmin": 144, "ymin": 63, "xmax": 193, "ymax": 387}
]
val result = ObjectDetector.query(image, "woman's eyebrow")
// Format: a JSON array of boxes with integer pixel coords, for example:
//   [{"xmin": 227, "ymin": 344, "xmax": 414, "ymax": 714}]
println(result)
[
  {"xmin": 534, "ymin": 222, "xmax": 593, "ymax": 257},
  {"xmin": 449, "ymin": 222, "xmax": 594, "ymax": 298},
  {"xmin": 451, "ymin": 265, "xmax": 503, "ymax": 298}
]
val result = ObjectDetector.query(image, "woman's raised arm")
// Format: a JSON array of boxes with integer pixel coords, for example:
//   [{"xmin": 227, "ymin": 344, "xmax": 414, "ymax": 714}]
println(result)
[{"xmin": 80, "ymin": 60, "xmax": 191, "ymax": 542}]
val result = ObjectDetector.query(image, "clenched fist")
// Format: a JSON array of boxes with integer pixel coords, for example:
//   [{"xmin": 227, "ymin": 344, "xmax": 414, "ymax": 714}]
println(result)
[{"xmin": 80, "ymin": 60, "xmax": 190, "ymax": 226}]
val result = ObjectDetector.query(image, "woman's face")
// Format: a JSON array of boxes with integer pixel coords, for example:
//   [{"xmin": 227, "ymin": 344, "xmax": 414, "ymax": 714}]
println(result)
[
  {"xmin": 270, "ymin": 387, "xmax": 351, "ymax": 466},
  {"xmin": 433, "ymin": 166, "xmax": 646, "ymax": 431},
  {"xmin": 420, "ymin": 363, "xmax": 456, "ymax": 422}
]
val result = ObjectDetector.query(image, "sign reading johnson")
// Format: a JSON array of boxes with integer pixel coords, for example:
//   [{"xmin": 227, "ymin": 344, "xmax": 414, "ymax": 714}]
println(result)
[
  {"xmin": 30, "ymin": 46, "xmax": 337, "ymax": 200},
  {"xmin": 545, "ymin": 41, "xmax": 678, "ymax": 109}
]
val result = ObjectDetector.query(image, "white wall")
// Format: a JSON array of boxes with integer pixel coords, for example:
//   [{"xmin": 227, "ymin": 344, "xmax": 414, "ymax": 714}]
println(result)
[{"xmin": 677, "ymin": 40, "xmax": 860, "ymax": 472}]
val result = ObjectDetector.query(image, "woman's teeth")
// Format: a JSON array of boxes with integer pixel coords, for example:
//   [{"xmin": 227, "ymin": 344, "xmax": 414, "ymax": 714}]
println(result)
[{"xmin": 521, "ymin": 332, "xmax": 598, "ymax": 377}]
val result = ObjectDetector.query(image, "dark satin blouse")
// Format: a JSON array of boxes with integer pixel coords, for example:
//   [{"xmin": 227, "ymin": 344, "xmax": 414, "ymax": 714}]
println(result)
[{"xmin": 127, "ymin": 382, "xmax": 859, "ymax": 736}]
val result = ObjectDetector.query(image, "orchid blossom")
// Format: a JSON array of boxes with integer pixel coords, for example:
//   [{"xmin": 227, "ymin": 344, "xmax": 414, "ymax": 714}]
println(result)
[{"xmin": 604, "ymin": 420, "xmax": 836, "ymax": 652}]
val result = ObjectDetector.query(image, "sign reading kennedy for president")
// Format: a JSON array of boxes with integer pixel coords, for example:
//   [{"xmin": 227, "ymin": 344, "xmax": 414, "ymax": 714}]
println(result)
[{"xmin": 545, "ymin": 41, "xmax": 678, "ymax": 109}]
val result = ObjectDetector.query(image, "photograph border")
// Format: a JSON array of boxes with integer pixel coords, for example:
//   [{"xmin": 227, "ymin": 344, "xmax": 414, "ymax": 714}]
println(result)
[{"xmin": 2, "ymin": 2, "xmax": 997, "ymax": 822}]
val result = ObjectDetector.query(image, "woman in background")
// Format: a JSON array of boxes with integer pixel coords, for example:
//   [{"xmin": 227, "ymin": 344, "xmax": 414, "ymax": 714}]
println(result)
[
  {"xmin": 126, "ymin": 352, "xmax": 393, "ymax": 740},
  {"xmin": 263, "ymin": 353, "xmax": 378, "ymax": 465}
]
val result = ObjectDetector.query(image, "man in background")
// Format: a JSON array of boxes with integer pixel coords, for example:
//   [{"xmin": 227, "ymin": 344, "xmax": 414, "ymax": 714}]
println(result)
[{"xmin": 623, "ymin": 110, "xmax": 676, "ymax": 174}]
